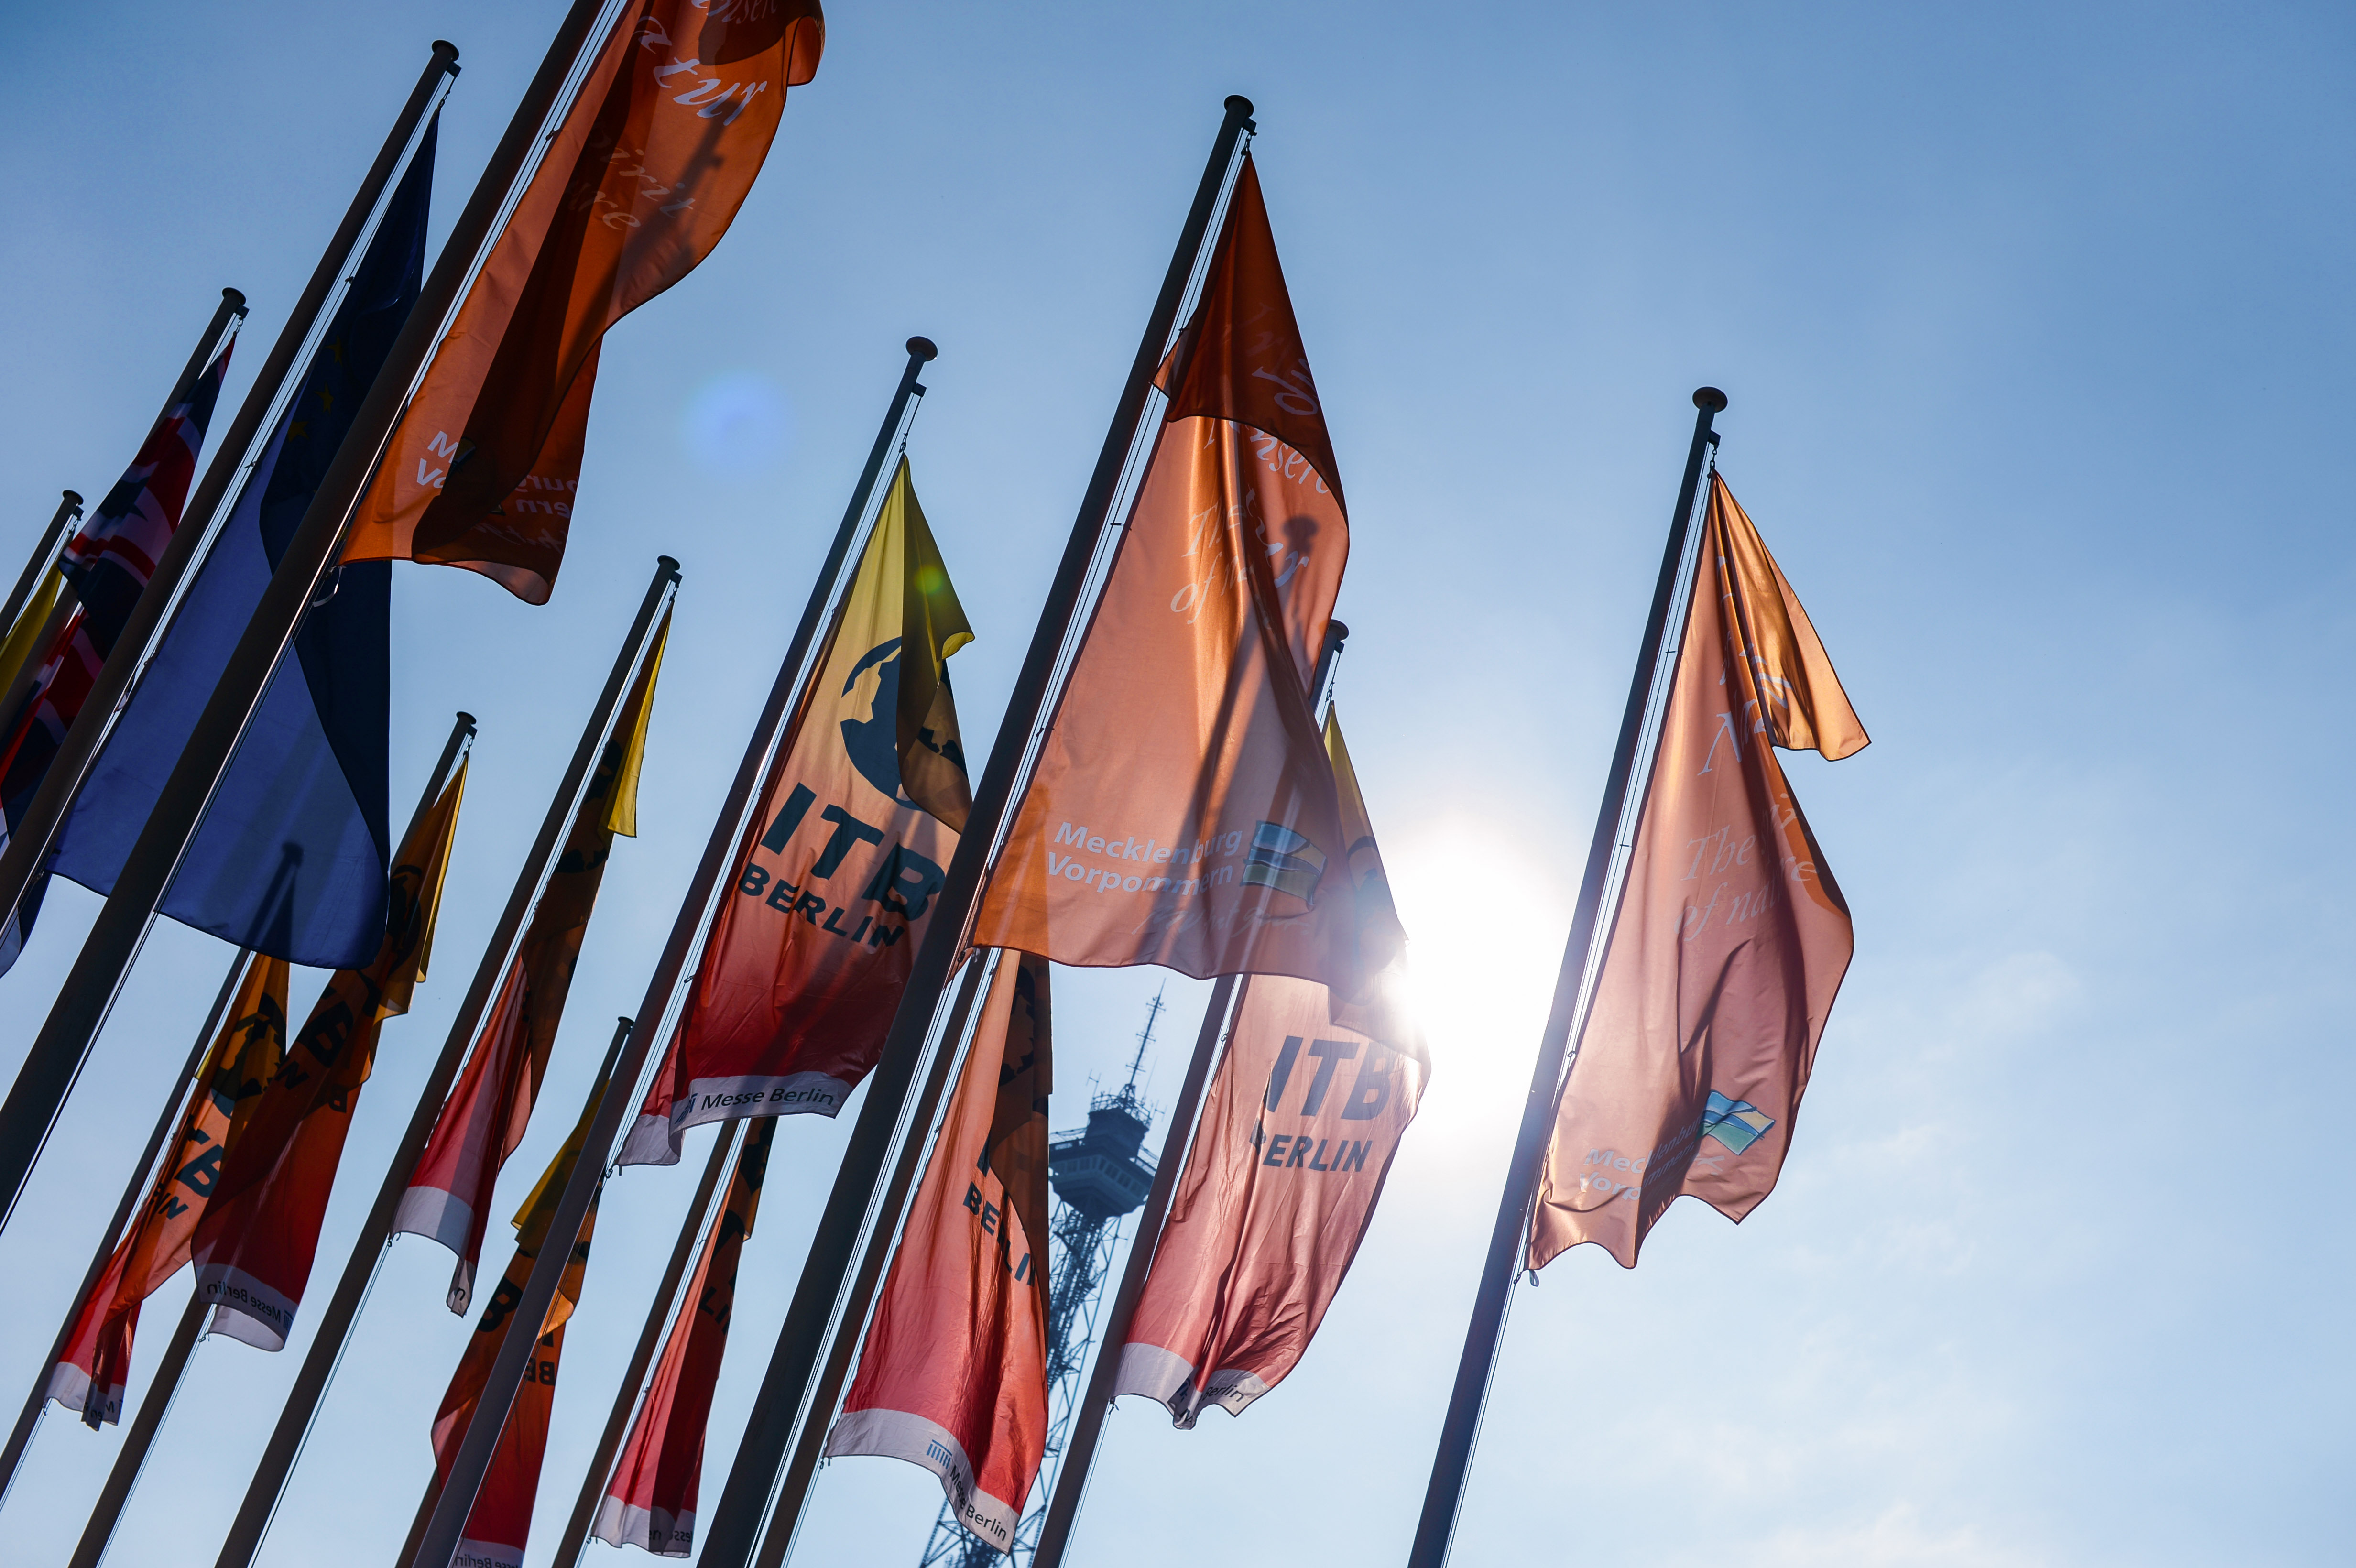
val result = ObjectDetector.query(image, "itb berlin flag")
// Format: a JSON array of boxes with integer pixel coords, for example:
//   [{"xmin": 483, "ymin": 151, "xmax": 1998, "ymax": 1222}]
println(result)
[
  {"xmin": 825, "ymin": 951, "xmax": 1054, "ymax": 1554},
  {"xmin": 1115, "ymin": 711, "xmax": 1426, "ymax": 1423},
  {"xmin": 1531, "ymin": 475, "xmax": 1867, "ymax": 1270},
  {"xmin": 622, "ymin": 462, "xmax": 972, "ymax": 1165}
]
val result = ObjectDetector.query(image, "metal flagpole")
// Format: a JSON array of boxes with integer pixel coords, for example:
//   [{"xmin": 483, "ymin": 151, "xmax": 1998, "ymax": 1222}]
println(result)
[
  {"xmin": 400, "ymin": 337, "xmax": 938, "ymax": 1568},
  {"xmin": 0, "ymin": 0, "xmax": 605, "ymax": 1238},
  {"xmin": 0, "ymin": 945, "xmax": 247, "ymax": 1505},
  {"xmin": 1028, "ymin": 620, "xmax": 1347, "ymax": 1568},
  {"xmin": 0, "ymin": 44, "xmax": 459, "ymax": 947},
  {"xmin": 1028, "ymin": 976, "xmax": 1239, "ymax": 1568},
  {"xmin": 67, "ymin": 708, "xmax": 472, "ymax": 1564},
  {"xmin": 394, "ymin": 1013, "xmax": 635, "ymax": 1568},
  {"xmin": 1406, "ymin": 388, "xmax": 1727, "ymax": 1568},
  {"xmin": 750, "ymin": 955, "xmax": 995, "ymax": 1568},
  {"xmin": 691, "ymin": 96, "xmax": 1257, "ymax": 1568},
  {"xmin": 550, "ymin": 1120, "xmax": 744, "ymax": 1568},
  {"xmin": 209, "ymin": 559, "xmax": 677, "ymax": 1568},
  {"xmin": 0, "ymin": 698, "xmax": 464, "ymax": 1515},
  {"xmin": 0, "ymin": 491, "xmax": 84, "ymax": 636}
]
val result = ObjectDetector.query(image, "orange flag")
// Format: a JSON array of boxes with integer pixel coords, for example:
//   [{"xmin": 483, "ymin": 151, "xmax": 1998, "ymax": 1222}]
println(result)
[
  {"xmin": 970, "ymin": 155, "xmax": 1359, "ymax": 993},
  {"xmin": 45, "ymin": 955, "xmax": 286, "ymax": 1426},
  {"xmin": 825, "ymin": 952, "xmax": 1053, "ymax": 1555},
  {"xmin": 396, "ymin": 618, "xmax": 666, "ymax": 1312},
  {"xmin": 342, "ymin": 0, "xmax": 823, "ymax": 603},
  {"xmin": 621, "ymin": 462, "xmax": 971, "ymax": 1165},
  {"xmin": 428, "ymin": 1084, "xmax": 604, "ymax": 1568},
  {"xmin": 191, "ymin": 766, "xmax": 466, "ymax": 1347},
  {"xmin": 592, "ymin": 1117, "xmax": 775, "ymax": 1556},
  {"xmin": 1530, "ymin": 475, "xmax": 1867, "ymax": 1270},
  {"xmin": 1115, "ymin": 711, "xmax": 1426, "ymax": 1423}
]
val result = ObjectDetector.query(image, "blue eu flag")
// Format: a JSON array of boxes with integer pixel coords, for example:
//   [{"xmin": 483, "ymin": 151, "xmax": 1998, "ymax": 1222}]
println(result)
[{"xmin": 52, "ymin": 120, "xmax": 436, "ymax": 967}]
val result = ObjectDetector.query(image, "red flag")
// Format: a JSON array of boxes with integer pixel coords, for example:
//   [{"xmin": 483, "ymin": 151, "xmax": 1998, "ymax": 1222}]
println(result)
[
  {"xmin": 44, "ymin": 1244, "xmax": 131, "ymax": 1429},
  {"xmin": 45, "ymin": 954, "xmax": 286, "ymax": 1427},
  {"xmin": 1115, "ymin": 711, "xmax": 1425, "ymax": 1422},
  {"xmin": 591, "ymin": 1117, "xmax": 775, "ymax": 1556},
  {"xmin": 825, "ymin": 952, "xmax": 1053, "ymax": 1554},
  {"xmin": 428, "ymin": 1086, "xmax": 604, "ymax": 1568},
  {"xmin": 1531, "ymin": 475, "xmax": 1867, "ymax": 1269},
  {"xmin": 970, "ymin": 156, "xmax": 1359, "ymax": 993},
  {"xmin": 341, "ymin": 0, "xmax": 823, "ymax": 603},
  {"xmin": 191, "ymin": 767, "xmax": 466, "ymax": 1347},
  {"xmin": 621, "ymin": 463, "xmax": 972, "ymax": 1165},
  {"xmin": 395, "ymin": 619, "xmax": 666, "ymax": 1311}
]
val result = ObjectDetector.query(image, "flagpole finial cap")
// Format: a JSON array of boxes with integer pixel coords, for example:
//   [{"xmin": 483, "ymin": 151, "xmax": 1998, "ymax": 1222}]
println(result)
[
  {"xmin": 906, "ymin": 337, "xmax": 938, "ymax": 363},
  {"xmin": 60, "ymin": 490, "xmax": 82, "ymax": 511},
  {"xmin": 1692, "ymin": 387, "xmax": 1728, "ymax": 413},
  {"xmin": 222, "ymin": 286, "xmax": 248, "ymax": 313},
  {"xmin": 1226, "ymin": 95, "xmax": 1255, "ymax": 120}
]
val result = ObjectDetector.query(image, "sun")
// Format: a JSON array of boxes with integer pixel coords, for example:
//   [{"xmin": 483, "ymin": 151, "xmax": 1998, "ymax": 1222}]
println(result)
[{"xmin": 1380, "ymin": 816, "xmax": 1577, "ymax": 1139}]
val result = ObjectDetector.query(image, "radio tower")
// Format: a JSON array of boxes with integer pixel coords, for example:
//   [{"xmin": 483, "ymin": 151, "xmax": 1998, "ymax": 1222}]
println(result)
[{"xmin": 917, "ymin": 990, "xmax": 1167, "ymax": 1567}]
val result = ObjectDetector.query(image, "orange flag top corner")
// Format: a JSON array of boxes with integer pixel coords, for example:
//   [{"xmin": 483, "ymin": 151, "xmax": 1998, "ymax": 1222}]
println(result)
[{"xmin": 342, "ymin": 0, "xmax": 825, "ymax": 603}]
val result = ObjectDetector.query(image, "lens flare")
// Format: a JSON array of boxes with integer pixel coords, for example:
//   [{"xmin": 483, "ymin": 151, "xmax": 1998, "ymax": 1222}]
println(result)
[{"xmin": 680, "ymin": 370, "xmax": 792, "ymax": 479}]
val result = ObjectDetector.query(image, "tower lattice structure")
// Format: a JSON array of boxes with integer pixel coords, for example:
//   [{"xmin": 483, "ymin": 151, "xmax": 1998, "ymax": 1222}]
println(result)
[{"xmin": 917, "ymin": 992, "xmax": 1167, "ymax": 1567}]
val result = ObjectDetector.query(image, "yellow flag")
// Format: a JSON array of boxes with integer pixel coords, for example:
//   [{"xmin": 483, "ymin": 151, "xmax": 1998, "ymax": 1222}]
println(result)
[
  {"xmin": 870, "ymin": 460, "xmax": 975, "ymax": 830},
  {"xmin": 509, "ymin": 1072, "xmax": 605, "ymax": 1332},
  {"xmin": 603, "ymin": 611, "xmax": 669, "ymax": 838},
  {"xmin": 0, "ymin": 569, "xmax": 64, "ymax": 702}
]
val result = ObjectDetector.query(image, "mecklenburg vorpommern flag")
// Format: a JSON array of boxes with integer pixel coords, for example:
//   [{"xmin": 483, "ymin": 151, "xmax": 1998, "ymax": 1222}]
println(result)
[
  {"xmin": 0, "ymin": 333, "xmax": 237, "ymax": 973},
  {"xmin": 970, "ymin": 155, "xmax": 1363, "ymax": 996},
  {"xmin": 189, "ymin": 765, "xmax": 465, "ymax": 1348},
  {"xmin": 1531, "ymin": 475, "xmax": 1868, "ymax": 1270},
  {"xmin": 50, "ymin": 119, "xmax": 435, "ymax": 970},
  {"xmin": 342, "ymin": 0, "xmax": 823, "ymax": 604},
  {"xmin": 428, "ymin": 1081, "xmax": 604, "ymax": 1568},
  {"xmin": 826, "ymin": 951, "xmax": 1054, "ymax": 1556},
  {"xmin": 592, "ymin": 1116, "xmax": 775, "ymax": 1557},
  {"xmin": 396, "ymin": 613, "xmax": 666, "ymax": 1313},
  {"xmin": 621, "ymin": 460, "xmax": 971, "ymax": 1165},
  {"xmin": 1114, "ymin": 711, "xmax": 1427, "ymax": 1424},
  {"xmin": 45, "ymin": 954, "xmax": 286, "ymax": 1428}
]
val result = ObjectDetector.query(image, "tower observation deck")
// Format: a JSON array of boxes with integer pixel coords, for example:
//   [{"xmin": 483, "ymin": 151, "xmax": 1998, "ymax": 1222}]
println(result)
[{"xmin": 917, "ymin": 991, "xmax": 1167, "ymax": 1567}]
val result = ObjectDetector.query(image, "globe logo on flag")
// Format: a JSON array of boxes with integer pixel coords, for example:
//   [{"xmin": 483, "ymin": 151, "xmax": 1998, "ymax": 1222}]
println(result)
[
  {"xmin": 1698, "ymin": 1089, "xmax": 1774, "ymax": 1154},
  {"xmin": 839, "ymin": 637, "xmax": 912, "ymax": 805}
]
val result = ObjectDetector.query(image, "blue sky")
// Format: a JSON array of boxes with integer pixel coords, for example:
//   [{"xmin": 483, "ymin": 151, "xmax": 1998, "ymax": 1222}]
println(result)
[{"xmin": 2, "ymin": 2, "xmax": 2350, "ymax": 1565}]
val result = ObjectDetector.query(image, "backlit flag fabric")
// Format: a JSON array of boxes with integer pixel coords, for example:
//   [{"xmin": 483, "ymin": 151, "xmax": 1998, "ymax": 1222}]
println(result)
[
  {"xmin": 592, "ymin": 1116, "xmax": 776, "ymax": 1556},
  {"xmin": 1531, "ymin": 474, "xmax": 1868, "ymax": 1270},
  {"xmin": 342, "ymin": 0, "xmax": 823, "ymax": 604},
  {"xmin": 429, "ymin": 1089, "xmax": 604, "ymax": 1568},
  {"xmin": 0, "ymin": 340, "xmax": 234, "ymax": 973},
  {"xmin": 621, "ymin": 461, "xmax": 972, "ymax": 1165},
  {"xmin": 826, "ymin": 952, "xmax": 1053, "ymax": 1555},
  {"xmin": 53, "ymin": 123, "xmax": 435, "ymax": 969},
  {"xmin": 970, "ymin": 156, "xmax": 1358, "ymax": 993},
  {"xmin": 191, "ymin": 765, "xmax": 466, "ymax": 1347},
  {"xmin": 396, "ymin": 616, "xmax": 667, "ymax": 1312},
  {"xmin": 45, "ymin": 955, "xmax": 287, "ymax": 1426},
  {"xmin": 1115, "ymin": 711, "xmax": 1424, "ymax": 1424}
]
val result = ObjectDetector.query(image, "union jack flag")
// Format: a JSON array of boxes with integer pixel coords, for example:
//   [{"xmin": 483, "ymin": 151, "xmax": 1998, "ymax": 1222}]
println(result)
[{"xmin": 0, "ymin": 333, "xmax": 236, "ymax": 969}]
